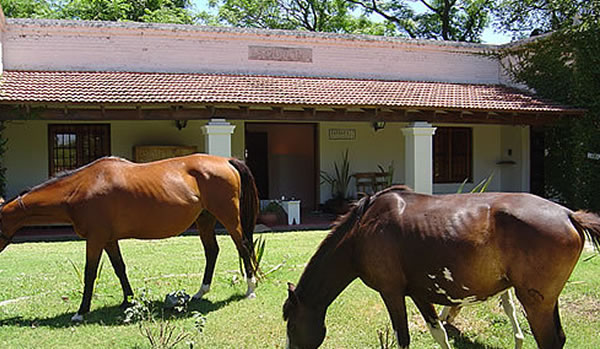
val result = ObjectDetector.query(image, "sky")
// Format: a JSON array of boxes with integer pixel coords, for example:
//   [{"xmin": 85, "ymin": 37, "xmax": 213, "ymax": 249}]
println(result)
[{"xmin": 191, "ymin": 0, "xmax": 512, "ymax": 45}]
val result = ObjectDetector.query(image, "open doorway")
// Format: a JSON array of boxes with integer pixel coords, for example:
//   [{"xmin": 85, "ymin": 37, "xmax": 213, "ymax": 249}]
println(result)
[{"xmin": 245, "ymin": 123, "xmax": 317, "ymax": 211}]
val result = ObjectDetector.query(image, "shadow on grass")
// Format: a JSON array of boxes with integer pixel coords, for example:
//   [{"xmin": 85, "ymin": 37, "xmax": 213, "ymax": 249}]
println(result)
[
  {"xmin": 0, "ymin": 293, "xmax": 246, "ymax": 329},
  {"xmin": 445, "ymin": 324, "xmax": 505, "ymax": 349}
]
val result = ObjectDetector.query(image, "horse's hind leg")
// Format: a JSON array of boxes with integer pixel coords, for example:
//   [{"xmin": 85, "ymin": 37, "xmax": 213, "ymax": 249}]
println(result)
[
  {"xmin": 515, "ymin": 289, "xmax": 565, "ymax": 349},
  {"xmin": 412, "ymin": 298, "xmax": 451, "ymax": 349},
  {"xmin": 72, "ymin": 241, "xmax": 103, "ymax": 322},
  {"xmin": 439, "ymin": 305, "xmax": 461, "ymax": 324},
  {"xmin": 104, "ymin": 240, "xmax": 133, "ymax": 308},
  {"xmin": 217, "ymin": 209, "xmax": 256, "ymax": 299},
  {"xmin": 193, "ymin": 211, "xmax": 218, "ymax": 300},
  {"xmin": 501, "ymin": 289, "xmax": 524, "ymax": 349}
]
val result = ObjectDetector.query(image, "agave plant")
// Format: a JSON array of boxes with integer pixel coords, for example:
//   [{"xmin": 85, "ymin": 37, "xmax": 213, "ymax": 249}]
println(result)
[
  {"xmin": 457, "ymin": 171, "xmax": 495, "ymax": 194},
  {"xmin": 320, "ymin": 149, "xmax": 352, "ymax": 199}
]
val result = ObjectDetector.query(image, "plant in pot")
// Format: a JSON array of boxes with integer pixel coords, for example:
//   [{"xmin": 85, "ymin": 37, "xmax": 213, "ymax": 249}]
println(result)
[
  {"xmin": 320, "ymin": 149, "xmax": 353, "ymax": 214},
  {"xmin": 257, "ymin": 201, "xmax": 287, "ymax": 227}
]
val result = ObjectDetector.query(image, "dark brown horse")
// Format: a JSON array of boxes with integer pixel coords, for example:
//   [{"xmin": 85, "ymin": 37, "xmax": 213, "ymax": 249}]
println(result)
[
  {"xmin": 0, "ymin": 154, "xmax": 259, "ymax": 322},
  {"xmin": 284, "ymin": 186, "xmax": 600, "ymax": 349}
]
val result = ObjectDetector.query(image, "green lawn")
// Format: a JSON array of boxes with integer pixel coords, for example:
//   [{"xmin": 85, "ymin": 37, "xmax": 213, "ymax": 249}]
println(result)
[{"xmin": 0, "ymin": 231, "xmax": 599, "ymax": 348}]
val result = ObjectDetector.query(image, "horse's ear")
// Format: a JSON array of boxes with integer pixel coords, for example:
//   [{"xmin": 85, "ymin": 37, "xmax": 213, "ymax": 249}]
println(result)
[{"xmin": 287, "ymin": 282, "xmax": 298, "ymax": 304}]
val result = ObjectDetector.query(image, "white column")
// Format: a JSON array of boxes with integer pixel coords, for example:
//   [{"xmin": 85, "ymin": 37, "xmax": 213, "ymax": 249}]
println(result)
[
  {"xmin": 520, "ymin": 126, "xmax": 531, "ymax": 193},
  {"xmin": 201, "ymin": 118, "xmax": 236, "ymax": 157},
  {"xmin": 402, "ymin": 121, "xmax": 436, "ymax": 194}
]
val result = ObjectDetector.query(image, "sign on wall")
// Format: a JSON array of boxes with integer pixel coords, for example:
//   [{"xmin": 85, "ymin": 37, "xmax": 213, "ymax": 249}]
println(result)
[
  {"xmin": 328, "ymin": 128, "xmax": 356, "ymax": 140},
  {"xmin": 248, "ymin": 45, "xmax": 313, "ymax": 63}
]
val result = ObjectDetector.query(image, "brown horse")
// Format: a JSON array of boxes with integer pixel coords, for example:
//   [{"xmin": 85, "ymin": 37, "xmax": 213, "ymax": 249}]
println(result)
[
  {"xmin": 0, "ymin": 153, "xmax": 259, "ymax": 322},
  {"xmin": 284, "ymin": 185, "xmax": 600, "ymax": 349}
]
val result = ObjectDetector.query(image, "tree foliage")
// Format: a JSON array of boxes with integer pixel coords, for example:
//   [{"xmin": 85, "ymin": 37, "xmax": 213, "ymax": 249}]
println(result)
[
  {"xmin": 208, "ymin": 0, "xmax": 394, "ymax": 35},
  {"xmin": 0, "ymin": 0, "xmax": 196, "ymax": 24},
  {"xmin": 348, "ymin": 0, "xmax": 494, "ymax": 42},
  {"xmin": 494, "ymin": 0, "xmax": 599, "ymax": 39},
  {"xmin": 499, "ymin": 17, "xmax": 600, "ymax": 210}
]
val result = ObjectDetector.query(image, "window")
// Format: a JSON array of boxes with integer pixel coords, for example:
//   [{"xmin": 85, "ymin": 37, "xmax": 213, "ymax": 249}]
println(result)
[
  {"xmin": 433, "ymin": 127, "xmax": 472, "ymax": 183},
  {"xmin": 48, "ymin": 124, "xmax": 110, "ymax": 176}
]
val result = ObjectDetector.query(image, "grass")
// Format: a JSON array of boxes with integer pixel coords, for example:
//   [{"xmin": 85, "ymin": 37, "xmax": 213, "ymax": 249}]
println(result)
[{"xmin": 0, "ymin": 231, "xmax": 599, "ymax": 348}]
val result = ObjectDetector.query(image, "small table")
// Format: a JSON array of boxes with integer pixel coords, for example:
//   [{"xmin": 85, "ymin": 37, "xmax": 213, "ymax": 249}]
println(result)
[{"xmin": 260, "ymin": 200, "xmax": 301, "ymax": 225}]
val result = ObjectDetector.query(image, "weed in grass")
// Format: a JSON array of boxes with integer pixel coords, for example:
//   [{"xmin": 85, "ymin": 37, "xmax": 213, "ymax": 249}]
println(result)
[
  {"xmin": 67, "ymin": 256, "xmax": 105, "ymax": 296},
  {"xmin": 377, "ymin": 325, "xmax": 397, "ymax": 349},
  {"xmin": 139, "ymin": 318, "xmax": 192, "ymax": 349},
  {"xmin": 125, "ymin": 288, "xmax": 205, "ymax": 349},
  {"xmin": 124, "ymin": 288, "xmax": 155, "ymax": 324},
  {"xmin": 164, "ymin": 290, "xmax": 191, "ymax": 314}
]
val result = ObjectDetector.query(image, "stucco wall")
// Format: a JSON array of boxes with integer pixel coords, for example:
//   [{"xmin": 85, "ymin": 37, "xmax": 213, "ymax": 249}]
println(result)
[
  {"xmin": 319, "ymin": 121, "xmax": 406, "ymax": 202},
  {"xmin": 3, "ymin": 19, "xmax": 502, "ymax": 84},
  {"xmin": 3, "ymin": 120, "xmax": 528, "ymax": 201},
  {"xmin": 318, "ymin": 122, "xmax": 529, "ymax": 201}
]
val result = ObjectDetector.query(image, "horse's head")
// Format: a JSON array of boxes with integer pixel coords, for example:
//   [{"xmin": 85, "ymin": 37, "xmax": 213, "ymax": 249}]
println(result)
[{"xmin": 283, "ymin": 283, "xmax": 326, "ymax": 349}]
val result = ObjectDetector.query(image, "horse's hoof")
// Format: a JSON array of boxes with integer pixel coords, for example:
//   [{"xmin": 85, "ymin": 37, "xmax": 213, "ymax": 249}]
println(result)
[
  {"xmin": 246, "ymin": 292, "xmax": 257, "ymax": 299},
  {"xmin": 120, "ymin": 301, "xmax": 133, "ymax": 309},
  {"xmin": 71, "ymin": 313, "xmax": 84, "ymax": 322}
]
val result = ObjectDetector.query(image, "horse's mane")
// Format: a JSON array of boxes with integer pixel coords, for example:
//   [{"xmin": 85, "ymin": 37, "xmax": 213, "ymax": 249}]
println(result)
[
  {"xmin": 300, "ymin": 185, "xmax": 413, "ymax": 278},
  {"xmin": 297, "ymin": 185, "xmax": 413, "ymax": 282}
]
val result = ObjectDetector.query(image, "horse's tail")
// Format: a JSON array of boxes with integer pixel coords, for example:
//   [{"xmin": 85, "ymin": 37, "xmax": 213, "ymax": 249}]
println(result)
[
  {"xmin": 569, "ymin": 210, "xmax": 600, "ymax": 252},
  {"xmin": 228, "ymin": 158, "xmax": 260, "ymax": 275}
]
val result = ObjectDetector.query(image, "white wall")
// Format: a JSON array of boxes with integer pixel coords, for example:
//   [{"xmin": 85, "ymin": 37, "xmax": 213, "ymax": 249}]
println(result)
[
  {"xmin": 4, "ymin": 120, "xmax": 528, "ymax": 200},
  {"xmin": 319, "ymin": 121, "xmax": 405, "ymax": 202},
  {"xmin": 3, "ymin": 19, "xmax": 502, "ymax": 84}
]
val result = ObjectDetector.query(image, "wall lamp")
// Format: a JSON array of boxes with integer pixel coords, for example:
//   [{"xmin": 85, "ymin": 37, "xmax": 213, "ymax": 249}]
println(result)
[
  {"xmin": 372, "ymin": 121, "xmax": 386, "ymax": 132},
  {"xmin": 175, "ymin": 120, "xmax": 188, "ymax": 130}
]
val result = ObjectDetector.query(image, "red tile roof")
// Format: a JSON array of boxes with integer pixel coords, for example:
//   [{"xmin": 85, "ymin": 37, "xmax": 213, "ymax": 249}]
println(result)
[{"xmin": 0, "ymin": 70, "xmax": 580, "ymax": 114}]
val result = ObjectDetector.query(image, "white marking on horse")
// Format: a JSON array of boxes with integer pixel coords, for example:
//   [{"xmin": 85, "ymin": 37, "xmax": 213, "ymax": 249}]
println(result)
[
  {"xmin": 246, "ymin": 276, "xmax": 257, "ymax": 299},
  {"xmin": 426, "ymin": 319, "xmax": 451, "ymax": 349},
  {"xmin": 427, "ymin": 274, "xmax": 436, "ymax": 279},
  {"xmin": 433, "ymin": 283, "xmax": 482, "ymax": 306},
  {"xmin": 192, "ymin": 283, "xmax": 211, "ymax": 299},
  {"xmin": 461, "ymin": 285, "xmax": 470, "ymax": 291},
  {"xmin": 442, "ymin": 267, "xmax": 454, "ymax": 282}
]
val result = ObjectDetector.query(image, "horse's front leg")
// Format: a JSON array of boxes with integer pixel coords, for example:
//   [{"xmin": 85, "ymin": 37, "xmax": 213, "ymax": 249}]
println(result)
[
  {"xmin": 72, "ymin": 242, "xmax": 103, "ymax": 322},
  {"xmin": 380, "ymin": 292, "xmax": 410, "ymax": 348},
  {"xmin": 104, "ymin": 240, "xmax": 133, "ymax": 308}
]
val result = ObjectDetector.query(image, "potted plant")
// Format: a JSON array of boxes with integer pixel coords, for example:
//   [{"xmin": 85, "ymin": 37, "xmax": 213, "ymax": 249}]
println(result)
[
  {"xmin": 320, "ymin": 149, "xmax": 353, "ymax": 214},
  {"xmin": 257, "ymin": 201, "xmax": 287, "ymax": 227}
]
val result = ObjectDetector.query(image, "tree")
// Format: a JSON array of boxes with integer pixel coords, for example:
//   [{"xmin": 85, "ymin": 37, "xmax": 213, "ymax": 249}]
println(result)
[
  {"xmin": 499, "ymin": 16, "xmax": 600, "ymax": 210},
  {"xmin": 0, "ymin": 0, "xmax": 58, "ymax": 18},
  {"xmin": 494, "ymin": 0, "xmax": 599, "ymax": 39},
  {"xmin": 348, "ymin": 0, "xmax": 494, "ymax": 42},
  {"xmin": 0, "ymin": 0, "xmax": 197, "ymax": 24},
  {"xmin": 208, "ymin": 0, "xmax": 394, "ymax": 35}
]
